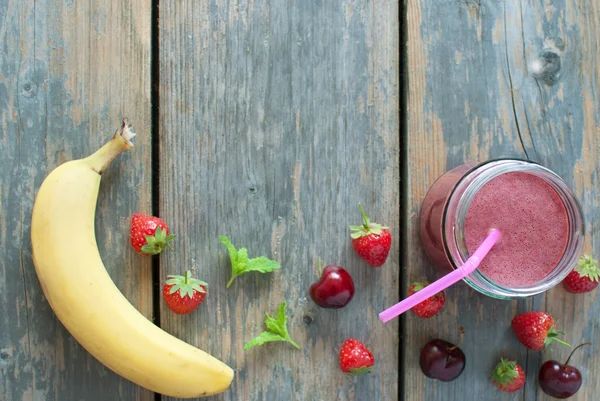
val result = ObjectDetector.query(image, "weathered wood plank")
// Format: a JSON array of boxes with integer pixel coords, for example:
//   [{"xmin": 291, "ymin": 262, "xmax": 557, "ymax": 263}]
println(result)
[
  {"xmin": 159, "ymin": 0, "xmax": 399, "ymax": 400},
  {"xmin": 405, "ymin": 0, "xmax": 599, "ymax": 400},
  {"xmin": 0, "ymin": 0, "xmax": 153, "ymax": 400}
]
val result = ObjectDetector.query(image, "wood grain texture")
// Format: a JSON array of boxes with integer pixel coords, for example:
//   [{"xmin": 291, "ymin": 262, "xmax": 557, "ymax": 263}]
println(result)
[
  {"xmin": 159, "ymin": 0, "xmax": 399, "ymax": 400},
  {"xmin": 405, "ymin": 0, "xmax": 600, "ymax": 400},
  {"xmin": 0, "ymin": 0, "xmax": 153, "ymax": 400}
]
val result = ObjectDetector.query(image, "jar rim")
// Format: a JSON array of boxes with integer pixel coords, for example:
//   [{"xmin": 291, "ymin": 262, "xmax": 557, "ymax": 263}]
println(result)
[{"xmin": 441, "ymin": 158, "xmax": 585, "ymax": 299}]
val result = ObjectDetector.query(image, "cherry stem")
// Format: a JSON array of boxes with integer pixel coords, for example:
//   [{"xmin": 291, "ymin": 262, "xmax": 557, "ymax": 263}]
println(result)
[
  {"xmin": 564, "ymin": 342, "xmax": 592, "ymax": 367},
  {"xmin": 317, "ymin": 258, "xmax": 323, "ymax": 277},
  {"xmin": 447, "ymin": 327, "xmax": 465, "ymax": 351},
  {"xmin": 359, "ymin": 203, "xmax": 370, "ymax": 229}
]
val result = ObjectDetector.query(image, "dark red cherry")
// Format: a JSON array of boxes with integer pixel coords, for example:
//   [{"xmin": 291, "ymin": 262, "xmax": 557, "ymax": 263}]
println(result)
[
  {"xmin": 539, "ymin": 342, "xmax": 591, "ymax": 399},
  {"xmin": 419, "ymin": 327, "xmax": 466, "ymax": 382},
  {"xmin": 309, "ymin": 263, "xmax": 355, "ymax": 309}
]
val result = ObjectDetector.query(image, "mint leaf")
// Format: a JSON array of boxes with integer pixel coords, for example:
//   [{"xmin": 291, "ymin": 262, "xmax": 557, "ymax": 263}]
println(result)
[
  {"xmin": 233, "ymin": 248, "xmax": 249, "ymax": 275},
  {"xmin": 246, "ymin": 257, "xmax": 280, "ymax": 273},
  {"xmin": 275, "ymin": 301, "xmax": 288, "ymax": 331},
  {"xmin": 220, "ymin": 235, "xmax": 280, "ymax": 288},
  {"xmin": 265, "ymin": 302, "xmax": 287, "ymax": 336},
  {"xmin": 244, "ymin": 301, "xmax": 301, "ymax": 351},
  {"xmin": 243, "ymin": 332, "xmax": 286, "ymax": 350}
]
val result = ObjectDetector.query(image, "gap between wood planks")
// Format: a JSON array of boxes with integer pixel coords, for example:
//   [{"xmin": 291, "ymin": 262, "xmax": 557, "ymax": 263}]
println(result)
[
  {"xmin": 150, "ymin": 0, "xmax": 161, "ymax": 400},
  {"xmin": 398, "ymin": 0, "xmax": 408, "ymax": 400}
]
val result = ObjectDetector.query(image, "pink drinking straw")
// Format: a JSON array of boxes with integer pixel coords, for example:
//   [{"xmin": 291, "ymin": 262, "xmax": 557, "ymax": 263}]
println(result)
[{"xmin": 379, "ymin": 229, "xmax": 501, "ymax": 323}]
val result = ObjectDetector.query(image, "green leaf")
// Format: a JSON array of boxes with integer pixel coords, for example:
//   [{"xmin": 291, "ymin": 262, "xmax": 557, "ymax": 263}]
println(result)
[
  {"xmin": 220, "ymin": 236, "xmax": 280, "ymax": 288},
  {"xmin": 545, "ymin": 326, "xmax": 571, "ymax": 348},
  {"xmin": 244, "ymin": 301, "xmax": 301, "ymax": 351},
  {"xmin": 164, "ymin": 271, "xmax": 206, "ymax": 299},
  {"xmin": 490, "ymin": 358, "xmax": 520, "ymax": 386},
  {"xmin": 275, "ymin": 301, "xmax": 287, "ymax": 327},
  {"xmin": 576, "ymin": 254, "xmax": 599, "ymax": 282},
  {"xmin": 264, "ymin": 302, "xmax": 288, "ymax": 337},
  {"xmin": 349, "ymin": 204, "xmax": 389, "ymax": 239},
  {"xmin": 233, "ymin": 248, "xmax": 249, "ymax": 275},
  {"xmin": 141, "ymin": 244, "xmax": 159, "ymax": 255},
  {"xmin": 411, "ymin": 281, "xmax": 430, "ymax": 292},
  {"xmin": 243, "ymin": 332, "xmax": 286, "ymax": 350},
  {"xmin": 246, "ymin": 256, "xmax": 281, "ymax": 273},
  {"xmin": 140, "ymin": 226, "xmax": 176, "ymax": 255},
  {"xmin": 346, "ymin": 366, "xmax": 373, "ymax": 376},
  {"xmin": 220, "ymin": 236, "xmax": 242, "ymax": 264}
]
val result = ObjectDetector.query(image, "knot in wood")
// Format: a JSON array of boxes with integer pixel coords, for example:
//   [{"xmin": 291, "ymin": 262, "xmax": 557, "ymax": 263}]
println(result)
[
  {"xmin": 21, "ymin": 81, "xmax": 38, "ymax": 98},
  {"xmin": 531, "ymin": 49, "xmax": 561, "ymax": 86},
  {"xmin": 0, "ymin": 348, "xmax": 11, "ymax": 360}
]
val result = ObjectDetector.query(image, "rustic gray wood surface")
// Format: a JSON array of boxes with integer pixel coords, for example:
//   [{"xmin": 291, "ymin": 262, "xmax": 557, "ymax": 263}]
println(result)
[
  {"xmin": 0, "ymin": 0, "xmax": 153, "ymax": 400},
  {"xmin": 2, "ymin": 0, "xmax": 599, "ymax": 400},
  {"xmin": 405, "ymin": 0, "xmax": 600, "ymax": 400},
  {"xmin": 158, "ymin": 0, "xmax": 400, "ymax": 400}
]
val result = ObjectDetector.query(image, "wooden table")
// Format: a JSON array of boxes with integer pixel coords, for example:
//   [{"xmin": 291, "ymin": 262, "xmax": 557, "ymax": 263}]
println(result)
[{"xmin": 1, "ymin": 0, "xmax": 598, "ymax": 400}]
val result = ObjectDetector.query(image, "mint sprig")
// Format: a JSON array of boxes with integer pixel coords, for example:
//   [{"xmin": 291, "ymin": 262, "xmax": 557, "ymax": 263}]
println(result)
[
  {"xmin": 220, "ymin": 236, "xmax": 280, "ymax": 288},
  {"xmin": 244, "ymin": 301, "xmax": 301, "ymax": 350}
]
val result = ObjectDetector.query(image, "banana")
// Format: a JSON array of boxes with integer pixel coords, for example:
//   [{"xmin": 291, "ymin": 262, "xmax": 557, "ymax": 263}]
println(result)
[{"xmin": 30, "ymin": 119, "xmax": 234, "ymax": 398}]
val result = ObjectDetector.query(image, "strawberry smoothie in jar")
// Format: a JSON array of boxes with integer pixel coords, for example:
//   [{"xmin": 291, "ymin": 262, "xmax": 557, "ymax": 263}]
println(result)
[{"xmin": 419, "ymin": 159, "xmax": 584, "ymax": 299}]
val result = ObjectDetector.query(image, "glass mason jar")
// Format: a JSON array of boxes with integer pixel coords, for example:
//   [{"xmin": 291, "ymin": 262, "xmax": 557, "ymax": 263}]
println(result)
[{"xmin": 419, "ymin": 159, "xmax": 584, "ymax": 299}]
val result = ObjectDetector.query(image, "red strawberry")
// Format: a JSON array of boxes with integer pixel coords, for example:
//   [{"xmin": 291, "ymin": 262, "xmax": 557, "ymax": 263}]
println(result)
[
  {"xmin": 408, "ymin": 281, "xmax": 445, "ymax": 318},
  {"xmin": 563, "ymin": 254, "xmax": 599, "ymax": 294},
  {"xmin": 491, "ymin": 358, "xmax": 526, "ymax": 392},
  {"xmin": 339, "ymin": 338, "xmax": 374, "ymax": 375},
  {"xmin": 350, "ymin": 204, "xmax": 392, "ymax": 267},
  {"xmin": 130, "ymin": 213, "xmax": 176, "ymax": 255},
  {"xmin": 163, "ymin": 270, "xmax": 207, "ymax": 315},
  {"xmin": 511, "ymin": 312, "xmax": 570, "ymax": 351}
]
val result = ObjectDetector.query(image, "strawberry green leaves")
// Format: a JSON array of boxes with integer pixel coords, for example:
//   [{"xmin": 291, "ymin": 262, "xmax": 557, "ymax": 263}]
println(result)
[
  {"xmin": 141, "ymin": 226, "xmax": 176, "ymax": 255},
  {"xmin": 244, "ymin": 301, "xmax": 301, "ymax": 351},
  {"xmin": 165, "ymin": 270, "xmax": 207, "ymax": 299},
  {"xmin": 575, "ymin": 254, "xmax": 599, "ymax": 282},
  {"xmin": 349, "ymin": 203, "xmax": 389, "ymax": 239},
  {"xmin": 220, "ymin": 236, "xmax": 280, "ymax": 288},
  {"xmin": 491, "ymin": 358, "xmax": 520, "ymax": 387}
]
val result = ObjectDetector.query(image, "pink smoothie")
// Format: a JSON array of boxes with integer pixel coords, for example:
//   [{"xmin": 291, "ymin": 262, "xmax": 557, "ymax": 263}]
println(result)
[{"xmin": 464, "ymin": 172, "xmax": 569, "ymax": 287}]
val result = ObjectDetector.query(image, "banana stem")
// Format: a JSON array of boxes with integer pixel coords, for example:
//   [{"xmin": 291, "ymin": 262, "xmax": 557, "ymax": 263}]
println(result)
[{"xmin": 86, "ymin": 118, "xmax": 135, "ymax": 174}]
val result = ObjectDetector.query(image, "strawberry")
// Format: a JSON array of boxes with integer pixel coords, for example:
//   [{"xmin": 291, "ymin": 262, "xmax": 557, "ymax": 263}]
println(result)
[
  {"xmin": 130, "ymin": 213, "xmax": 176, "ymax": 255},
  {"xmin": 163, "ymin": 270, "xmax": 207, "ymax": 315},
  {"xmin": 511, "ymin": 312, "xmax": 570, "ymax": 351},
  {"xmin": 563, "ymin": 254, "xmax": 599, "ymax": 294},
  {"xmin": 408, "ymin": 281, "xmax": 445, "ymax": 318},
  {"xmin": 339, "ymin": 338, "xmax": 374, "ymax": 375},
  {"xmin": 349, "ymin": 204, "xmax": 392, "ymax": 267},
  {"xmin": 491, "ymin": 358, "xmax": 526, "ymax": 392}
]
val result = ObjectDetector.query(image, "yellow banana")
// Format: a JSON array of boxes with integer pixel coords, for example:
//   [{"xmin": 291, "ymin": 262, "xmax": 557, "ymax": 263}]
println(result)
[{"xmin": 30, "ymin": 119, "xmax": 234, "ymax": 398}]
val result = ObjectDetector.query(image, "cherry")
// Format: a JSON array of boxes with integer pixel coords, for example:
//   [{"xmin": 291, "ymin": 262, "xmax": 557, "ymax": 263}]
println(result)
[
  {"xmin": 539, "ymin": 342, "xmax": 591, "ymax": 399},
  {"xmin": 419, "ymin": 327, "xmax": 466, "ymax": 382},
  {"xmin": 309, "ymin": 260, "xmax": 355, "ymax": 309}
]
